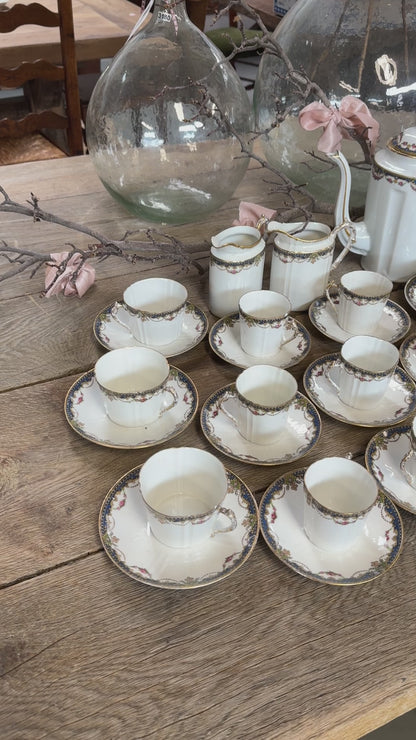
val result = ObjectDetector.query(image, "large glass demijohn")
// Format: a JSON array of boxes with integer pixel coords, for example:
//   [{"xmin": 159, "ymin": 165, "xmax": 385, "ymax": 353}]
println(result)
[
  {"xmin": 86, "ymin": 0, "xmax": 253, "ymax": 224},
  {"xmin": 254, "ymin": 0, "xmax": 416, "ymax": 208}
]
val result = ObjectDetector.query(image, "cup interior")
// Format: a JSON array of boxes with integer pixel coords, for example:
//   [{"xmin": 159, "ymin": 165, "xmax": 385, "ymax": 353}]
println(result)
[
  {"xmin": 341, "ymin": 335, "xmax": 399, "ymax": 374},
  {"xmin": 140, "ymin": 447, "xmax": 228, "ymax": 518},
  {"xmin": 236, "ymin": 365, "xmax": 297, "ymax": 407},
  {"xmin": 123, "ymin": 278, "xmax": 187, "ymax": 314},
  {"xmin": 239, "ymin": 290, "xmax": 290, "ymax": 320},
  {"xmin": 304, "ymin": 457, "xmax": 378, "ymax": 515},
  {"xmin": 341, "ymin": 270, "xmax": 393, "ymax": 298},
  {"xmin": 274, "ymin": 221, "xmax": 332, "ymax": 253},
  {"xmin": 211, "ymin": 226, "xmax": 264, "ymax": 262},
  {"xmin": 95, "ymin": 347, "xmax": 169, "ymax": 394}
]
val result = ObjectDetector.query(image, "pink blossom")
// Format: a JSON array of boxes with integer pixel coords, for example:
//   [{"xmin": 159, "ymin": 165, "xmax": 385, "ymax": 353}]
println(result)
[{"xmin": 44, "ymin": 251, "xmax": 95, "ymax": 297}]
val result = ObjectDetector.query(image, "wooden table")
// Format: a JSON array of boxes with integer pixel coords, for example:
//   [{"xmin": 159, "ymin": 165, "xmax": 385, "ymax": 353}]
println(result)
[
  {"xmin": 1, "ymin": 153, "xmax": 416, "ymax": 740},
  {"xmin": 0, "ymin": 0, "xmax": 141, "ymax": 67}
]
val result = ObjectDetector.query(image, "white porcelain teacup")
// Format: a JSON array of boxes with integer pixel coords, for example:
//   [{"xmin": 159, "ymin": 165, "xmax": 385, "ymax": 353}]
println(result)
[
  {"xmin": 400, "ymin": 416, "xmax": 416, "ymax": 488},
  {"xmin": 111, "ymin": 277, "xmax": 188, "ymax": 345},
  {"xmin": 139, "ymin": 447, "xmax": 237, "ymax": 548},
  {"xmin": 219, "ymin": 365, "xmax": 297, "ymax": 445},
  {"xmin": 326, "ymin": 270, "xmax": 392, "ymax": 335},
  {"xmin": 239, "ymin": 290, "xmax": 297, "ymax": 357},
  {"xmin": 325, "ymin": 335, "xmax": 399, "ymax": 409},
  {"xmin": 303, "ymin": 456, "xmax": 378, "ymax": 551},
  {"xmin": 95, "ymin": 346, "xmax": 177, "ymax": 427}
]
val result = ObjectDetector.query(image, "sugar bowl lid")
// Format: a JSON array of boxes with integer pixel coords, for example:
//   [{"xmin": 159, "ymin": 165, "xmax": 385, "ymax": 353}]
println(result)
[{"xmin": 388, "ymin": 127, "xmax": 416, "ymax": 157}]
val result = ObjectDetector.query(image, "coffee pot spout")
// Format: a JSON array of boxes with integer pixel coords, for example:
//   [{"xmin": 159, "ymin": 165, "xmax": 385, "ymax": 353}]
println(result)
[{"xmin": 328, "ymin": 151, "xmax": 371, "ymax": 257}]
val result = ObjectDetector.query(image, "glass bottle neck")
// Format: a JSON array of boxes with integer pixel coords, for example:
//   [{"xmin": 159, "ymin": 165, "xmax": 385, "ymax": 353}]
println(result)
[{"xmin": 152, "ymin": 0, "xmax": 189, "ymax": 22}]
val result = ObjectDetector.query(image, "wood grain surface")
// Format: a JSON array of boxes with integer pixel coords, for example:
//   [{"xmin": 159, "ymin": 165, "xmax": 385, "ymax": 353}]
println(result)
[{"xmin": 1, "ymin": 155, "xmax": 416, "ymax": 739}]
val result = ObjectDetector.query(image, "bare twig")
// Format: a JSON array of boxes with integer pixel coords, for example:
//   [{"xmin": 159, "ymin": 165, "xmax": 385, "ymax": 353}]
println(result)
[{"xmin": 0, "ymin": 187, "xmax": 208, "ymax": 288}]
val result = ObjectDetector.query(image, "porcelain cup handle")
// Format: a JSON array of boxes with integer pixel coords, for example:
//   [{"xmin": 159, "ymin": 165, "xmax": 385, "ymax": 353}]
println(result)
[
  {"xmin": 325, "ymin": 281, "xmax": 339, "ymax": 318},
  {"xmin": 211, "ymin": 506, "xmax": 237, "ymax": 536},
  {"xmin": 110, "ymin": 301, "xmax": 135, "ymax": 336},
  {"xmin": 323, "ymin": 357, "xmax": 342, "ymax": 393},
  {"xmin": 280, "ymin": 316, "xmax": 298, "ymax": 348},
  {"xmin": 159, "ymin": 386, "xmax": 178, "ymax": 415},
  {"xmin": 218, "ymin": 388, "xmax": 239, "ymax": 429},
  {"xmin": 400, "ymin": 446, "xmax": 416, "ymax": 487}
]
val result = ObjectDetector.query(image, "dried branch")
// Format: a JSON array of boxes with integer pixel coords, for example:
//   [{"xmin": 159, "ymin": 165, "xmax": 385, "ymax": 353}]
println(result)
[{"xmin": 0, "ymin": 187, "xmax": 208, "ymax": 289}]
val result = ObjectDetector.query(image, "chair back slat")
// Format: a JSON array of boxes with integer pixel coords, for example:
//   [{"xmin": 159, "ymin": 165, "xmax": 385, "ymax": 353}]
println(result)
[
  {"xmin": 0, "ymin": 60, "xmax": 65, "ymax": 87},
  {"xmin": 0, "ymin": 0, "xmax": 84, "ymax": 156},
  {"xmin": 0, "ymin": 3, "xmax": 60, "ymax": 33},
  {"xmin": 0, "ymin": 111, "xmax": 69, "ymax": 138}
]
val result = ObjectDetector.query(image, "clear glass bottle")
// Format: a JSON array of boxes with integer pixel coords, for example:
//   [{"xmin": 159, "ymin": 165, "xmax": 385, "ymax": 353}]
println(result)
[
  {"xmin": 254, "ymin": 0, "xmax": 416, "ymax": 209},
  {"xmin": 86, "ymin": 0, "xmax": 253, "ymax": 224}
]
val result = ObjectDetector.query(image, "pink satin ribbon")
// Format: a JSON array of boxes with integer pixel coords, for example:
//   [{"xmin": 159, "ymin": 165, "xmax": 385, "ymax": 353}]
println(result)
[
  {"xmin": 298, "ymin": 96, "xmax": 380, "ymax": 154},
  {"xmin": 44, "ymin": 251, "xmax": 95, "ymax": 297},
  {"xmin": 233, "ymin": 201, "xmax": 276, "ymax": 232}
]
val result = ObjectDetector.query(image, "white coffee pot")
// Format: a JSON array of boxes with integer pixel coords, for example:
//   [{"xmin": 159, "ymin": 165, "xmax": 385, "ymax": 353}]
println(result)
[{"xmin": 329, "ymin": 126, "xmax": 416, "ymax": 283}]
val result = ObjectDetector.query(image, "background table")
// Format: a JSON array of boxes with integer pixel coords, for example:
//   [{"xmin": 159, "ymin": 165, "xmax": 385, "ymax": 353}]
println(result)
[
  {"xmin": 1, "ymin": 153, "xmax": 416, "ymax": 739},
  {"xmin": 0, "ymin": 0, "xmax": 141, "ymax": 67}
]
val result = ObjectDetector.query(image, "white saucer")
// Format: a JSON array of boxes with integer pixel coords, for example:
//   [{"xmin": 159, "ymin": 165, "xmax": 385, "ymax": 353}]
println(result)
[
  {"xmin": 400, "ymin": 333, "xmax": 416, "ymax": 381},
  {"xmin": 94, "ymin": 301, "xmax": 208, "ymax": 357},
  {"xmin": 65, "ymin": 367, "xmax": 198, "ymax": 448},
  {"xmin": 260, "ymin": 468, "xmax": 403, "ymax": 585},
  {"xmin": 303, "ymin": 353, "xmax": 416, "ymax": 427},
  {"xmin": 366, "ymin": 424, "xmax": 416, "ymax": 515},
  {"xmin": 308, "ymin": 295, "xmax": 410, "ymax": 344},
  {"xmin": 99, "ymin": 466, "xmax": 259, "ymax": 589},
  {"xmin": 201, "ymin": 385, "xmax": 321, "ymax": 466},
  {"xmin": 404, "ymin": 274, "xmax": 416, "ymax": 312},
  {"xmin": 209, "ymin": 313, "xmax": 311, "ymax": 369}
]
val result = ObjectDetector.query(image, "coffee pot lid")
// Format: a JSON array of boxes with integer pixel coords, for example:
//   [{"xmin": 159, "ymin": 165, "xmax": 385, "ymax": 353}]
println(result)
[{"xmin": 388, "ymin": 127, "xmax": 416, "ymax": 157}]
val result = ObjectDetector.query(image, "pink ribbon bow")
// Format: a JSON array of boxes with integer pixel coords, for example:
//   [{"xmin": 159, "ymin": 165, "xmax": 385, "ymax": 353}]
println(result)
[
  {"xmin": 44, "ymin": 251, "xmax": 95, "ymax": 297},
  {"xmin": 298, "ymin": 96, "xmax": 380, "ymax": 154},
  {"xmin": 233, "ymin": 201, "xmax": 276, "ymax": 233}
]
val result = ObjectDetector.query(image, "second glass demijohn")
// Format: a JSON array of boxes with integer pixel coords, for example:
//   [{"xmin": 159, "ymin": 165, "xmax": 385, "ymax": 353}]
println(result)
[
  {"xmin": 253, "ymin": 0, "xmax": 416, "ymax": 210},
  {"xmin": 86, "ymin": 0, "xmax": 253, "ymax": 224}
]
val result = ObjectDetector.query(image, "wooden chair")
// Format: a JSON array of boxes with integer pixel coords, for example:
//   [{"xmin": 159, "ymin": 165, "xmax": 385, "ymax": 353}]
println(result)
[{"xmin": 0, "ymin": 0, "xmax": 84, "ymax": 165}]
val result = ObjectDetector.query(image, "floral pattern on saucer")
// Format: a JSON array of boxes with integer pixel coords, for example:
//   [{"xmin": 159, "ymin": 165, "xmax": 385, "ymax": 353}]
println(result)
[
  {"xmin": 366, "ymin": 424, "xmax": 416, "ymax": 514},
  {"xmin": 260, "ymin": 468, "xmax": 403, "ymax": 586},
  {"xmin": 99, "ymin": 467, "xmax": 259, "ymax": 589},
  {"xmin": 303, "ymin": 353, "xmax": 416, "ymax": 427},
  {"xmin": 400, "ymin": 333, "xmax": 416, "ymax": 381},
  {"xmin": 209, "ymin": 313, "xmax": 310, "ymax": 369},
  {"xmin": 309, "ymin": 295, "xmax": 410, "ymax": 344},
  {"xmin": 65, "ymin": 366, "xmax": 197, "ymax": 448},
  {"xmin": 201, "ymin": 386, "xmax": 321, "ymax": 465},
  {"xmin": 404, "ymin": 275, "xmax": 416, "ymax": 312},
  {"xmin": 94, "ymin": 301, "xmax": 208, "ymax": 357}
]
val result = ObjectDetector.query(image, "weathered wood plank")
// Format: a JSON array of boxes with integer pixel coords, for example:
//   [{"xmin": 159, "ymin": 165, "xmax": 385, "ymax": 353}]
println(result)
[
  {"xmin": 2, "ymin": 152, "xmax": 416, "ymax": 740},
  {"xmin": 1, "ymin": 545, "xmax": 416, "ymax": 739}
]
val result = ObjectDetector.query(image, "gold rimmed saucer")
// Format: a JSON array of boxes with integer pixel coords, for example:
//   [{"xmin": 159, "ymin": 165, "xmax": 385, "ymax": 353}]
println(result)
[
  {"xmin": 64, "ymin": 366, "xmax": 198, "ymax": 449},
  {"xmin": 99, "ymin": 466, "xmax": 259, "ymax": 589},
  {"xmin": 303, "ymin": 353, "xmax": 416, "ymax": 428}
]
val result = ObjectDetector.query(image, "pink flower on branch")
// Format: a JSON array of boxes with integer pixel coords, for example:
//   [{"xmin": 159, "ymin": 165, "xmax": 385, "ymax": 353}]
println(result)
[
  {"xmin": 298, "ymin": 95, "xmax": 380, "ymax": 155},
  {"xmin": 44, "ymin": 251, "xmax": 95, "ymax": 297}
]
